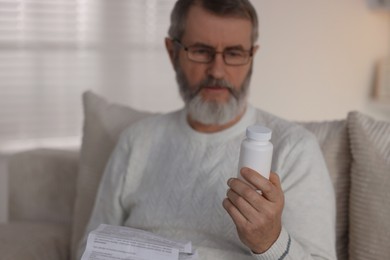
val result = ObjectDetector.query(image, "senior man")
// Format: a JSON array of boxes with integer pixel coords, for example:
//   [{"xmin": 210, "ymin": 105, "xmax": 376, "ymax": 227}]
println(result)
[{"xmin": 79, "ymin": 0, "xmax": 336, "ymax": 259}]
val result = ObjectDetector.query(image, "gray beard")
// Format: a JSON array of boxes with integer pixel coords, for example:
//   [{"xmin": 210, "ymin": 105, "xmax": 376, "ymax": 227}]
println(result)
[{"xmin": 175, "ymin": 66, "xmax": 252, "ymax": 125}]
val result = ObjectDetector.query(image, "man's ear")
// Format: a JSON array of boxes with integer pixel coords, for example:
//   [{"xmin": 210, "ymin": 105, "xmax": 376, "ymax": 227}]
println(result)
[
  {"xmin": 252, "ymin": 44, "xmax": 260, "ymax": 56},
  {"xmin": 165, "ymin": 37, "xmax": 176, "ymax": 68}
]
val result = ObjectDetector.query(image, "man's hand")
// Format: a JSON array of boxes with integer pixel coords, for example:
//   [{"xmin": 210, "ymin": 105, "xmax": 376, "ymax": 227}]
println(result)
[{"xmin": 222, "ymin": 167, "xmax": 284, "ymax": 254}]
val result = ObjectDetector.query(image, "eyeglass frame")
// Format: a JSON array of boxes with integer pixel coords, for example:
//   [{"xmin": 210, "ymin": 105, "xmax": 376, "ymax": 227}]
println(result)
[{"xmin": 172, "ymin": 39, "xmax": 254, "ymax": 66}]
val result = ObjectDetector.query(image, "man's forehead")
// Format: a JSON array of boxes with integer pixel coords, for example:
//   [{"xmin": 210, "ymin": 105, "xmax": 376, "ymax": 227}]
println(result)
[{"xmin": 182, "ymin": 5, "xmax": 253, "ymax": 47}]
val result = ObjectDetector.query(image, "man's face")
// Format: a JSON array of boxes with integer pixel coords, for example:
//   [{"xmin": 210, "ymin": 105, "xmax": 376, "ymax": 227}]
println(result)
[{"xmin": 170, "ymin": 5, "xmax": 257, "ymax": 125}]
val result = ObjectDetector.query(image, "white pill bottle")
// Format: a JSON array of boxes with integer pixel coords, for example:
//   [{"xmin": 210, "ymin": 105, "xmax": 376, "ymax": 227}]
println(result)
[{"xmin": 237, "ymin": 125, "xmax": 273, "ymax": 181}]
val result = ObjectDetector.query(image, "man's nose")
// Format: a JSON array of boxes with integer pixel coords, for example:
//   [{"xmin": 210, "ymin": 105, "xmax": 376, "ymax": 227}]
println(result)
[{"xmin": 207, "ymin": 53, "xmax": 226, "ymax": 79}]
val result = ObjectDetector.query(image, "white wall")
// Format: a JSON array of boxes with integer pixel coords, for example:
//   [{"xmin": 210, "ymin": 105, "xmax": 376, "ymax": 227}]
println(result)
[
  {"xmin": 124, "ymin": 0, "xmax": 390, "ymax": 122},
  {"xmin": 251, "ymin": 0, "xmax": 390, "ymax": 121}
]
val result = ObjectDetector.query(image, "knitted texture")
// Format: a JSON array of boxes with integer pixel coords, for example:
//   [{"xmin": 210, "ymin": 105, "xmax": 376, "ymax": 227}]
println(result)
[
  {"xmin": 348, "ymin": 111, "xmax": 390, "ymax": 260},
  {"xmin": 301, "ymin": 120, "xmax": 351, "ymax": 260},
  {"xmin": 79, "ymin": 104, "xmax": 336, "ymax": 259}
]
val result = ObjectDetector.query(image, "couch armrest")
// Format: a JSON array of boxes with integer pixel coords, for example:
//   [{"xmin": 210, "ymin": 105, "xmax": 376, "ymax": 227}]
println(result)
[
  {"xmin": 8, "ymin": 149, "xmax": 79, "ymax": 226},
  {"xmin": 0, "ymin": 222, "xmax": 70, "ymax": 260}
]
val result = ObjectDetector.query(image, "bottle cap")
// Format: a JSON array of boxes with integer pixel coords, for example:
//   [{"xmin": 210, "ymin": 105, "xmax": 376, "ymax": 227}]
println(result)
[{"xmin": 246, "ymin": 125, "xmax": 272, "ymax": 141}]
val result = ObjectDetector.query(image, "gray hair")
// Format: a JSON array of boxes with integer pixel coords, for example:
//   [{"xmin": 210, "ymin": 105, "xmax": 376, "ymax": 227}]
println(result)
[{"xmin": 168, "ymin": 0, "xmax": 259, "ymax": 44}]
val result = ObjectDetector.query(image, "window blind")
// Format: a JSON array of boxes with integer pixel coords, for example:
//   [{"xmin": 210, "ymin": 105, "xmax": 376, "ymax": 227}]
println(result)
[{"xmin": 0, "ymin": 0, "xmax": 175, "ymax": 152}]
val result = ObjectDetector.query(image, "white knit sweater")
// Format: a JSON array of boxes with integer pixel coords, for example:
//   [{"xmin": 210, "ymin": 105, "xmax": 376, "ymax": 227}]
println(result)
[{"xmin": 80, "ymin": 105, "xmax": 336, "ymax": 260}]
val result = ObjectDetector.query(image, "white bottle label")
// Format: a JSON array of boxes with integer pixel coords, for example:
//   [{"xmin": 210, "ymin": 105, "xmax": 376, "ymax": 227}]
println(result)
[
  {"xmin": 238, "ymin": 144, "xmax": 273, "ymax": 181},
  {"xmin": 237, "ymin": 125, "xmax": 273, "ymax": 188}
]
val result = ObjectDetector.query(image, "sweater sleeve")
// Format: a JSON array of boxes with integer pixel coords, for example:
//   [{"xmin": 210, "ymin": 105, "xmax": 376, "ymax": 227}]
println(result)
[
  {"xmin": 252, "ymin": 132, "xmax": 337, "ymax": 260},
  {"xmin": 76, "ymin": 130, "xmax": 132, "ymax": 258}
]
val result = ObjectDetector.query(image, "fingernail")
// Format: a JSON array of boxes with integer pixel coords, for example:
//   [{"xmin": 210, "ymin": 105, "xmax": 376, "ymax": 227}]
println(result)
[{"xmin": 227, "ymin": 178, "xmax": 233, "ymax": 186}]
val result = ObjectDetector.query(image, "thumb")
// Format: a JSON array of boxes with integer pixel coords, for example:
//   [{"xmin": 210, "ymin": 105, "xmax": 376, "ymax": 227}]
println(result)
[{"xmin": 269, "ymin": 172, "xmax": 282, "ymax": 189}]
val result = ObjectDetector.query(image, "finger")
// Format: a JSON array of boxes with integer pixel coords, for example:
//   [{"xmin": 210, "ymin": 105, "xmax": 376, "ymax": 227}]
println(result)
[
  {"xmin": 240, "ymin": 167, "xmax": 268, "ymax": 189},
  {"xmin": 241, "ymin": 168, "xmax": 280, "ymax": 203},
  {"xmin": 226, "ymin": 188, "xmax": 260, "ymax": 222},
  {"xmin": 228, "ymin": 177, "xmax": 264, "ymax": 204},
  {"xmin": 227, "ymin": 178, "xmax": 268, "ymax": 214},
  {"xmin": 269, "ymin": 172, "xmax": 282, "ymax": 189},
  {"xmin": 222, "ymin": 197, "xmax": 248, "ymax": 227}
]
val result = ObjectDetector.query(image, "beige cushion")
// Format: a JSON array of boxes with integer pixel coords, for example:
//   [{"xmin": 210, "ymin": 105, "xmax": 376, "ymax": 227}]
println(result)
[
  {"xmin": 0, "ymin": 222, "xmax": 69, "ymax": 260},
  {"xmin": 300, "ymin": 120, "xmax": 351, "ymax": 260},
  {"xmin": 70, "ymin": 91, "xmax": 152, "ymax": 259},
  {"xmin": 347, "ymin": 111, "xmax": 390, "ymax": 259}
]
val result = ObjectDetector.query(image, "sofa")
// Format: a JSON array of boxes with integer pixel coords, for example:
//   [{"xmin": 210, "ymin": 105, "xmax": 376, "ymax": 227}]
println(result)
[{"xmin": 0, "ymin": 91, "xmax": 389, "ymax": 260}]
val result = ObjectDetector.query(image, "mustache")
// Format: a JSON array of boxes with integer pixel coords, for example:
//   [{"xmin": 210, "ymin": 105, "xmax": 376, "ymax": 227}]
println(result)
[{"xmin": 189, "ymin": 77, "xmax": 240, "ymax": 100}]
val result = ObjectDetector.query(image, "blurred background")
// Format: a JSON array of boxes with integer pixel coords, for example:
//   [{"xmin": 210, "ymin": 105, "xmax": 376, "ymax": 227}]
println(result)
[{"xmin": 0, "ymin": 0, "xmax": 389, "ymax": 223}]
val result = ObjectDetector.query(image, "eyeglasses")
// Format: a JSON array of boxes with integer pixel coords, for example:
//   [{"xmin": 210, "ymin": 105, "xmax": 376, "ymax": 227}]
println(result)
[{"xmin": 173, "ymin": 39, "xmax": 253, "ymax": 66}]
